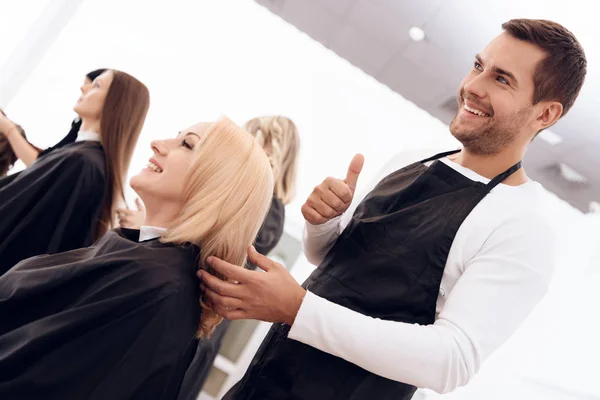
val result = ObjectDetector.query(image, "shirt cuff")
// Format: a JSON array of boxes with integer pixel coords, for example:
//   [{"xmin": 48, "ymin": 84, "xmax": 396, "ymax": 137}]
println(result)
[
  {"xmin": 288, "ymin": 290, "xmax": 324, "ymax": 342},
  {"xmin": 305, "ymin": 215, "xmax": 342, "ymax": 236}
]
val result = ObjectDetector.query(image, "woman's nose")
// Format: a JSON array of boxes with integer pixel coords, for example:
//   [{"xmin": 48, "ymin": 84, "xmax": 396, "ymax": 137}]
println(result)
[{"xmin": 150, "ymin": 140, "xmax": 167, "ymax": 156}]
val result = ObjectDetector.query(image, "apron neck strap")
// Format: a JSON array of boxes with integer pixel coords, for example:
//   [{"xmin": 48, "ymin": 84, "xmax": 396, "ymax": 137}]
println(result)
[
  {"xmin": 487, "ymin": 160, "xmax": 523, "ymax": 189},
  {"xmin": 419, "ymin": 149, "xmax": 461, "ymax": 164},
  {"xmin": 420, "ymin": 150, "xmax": 522, "ymax": 189}
]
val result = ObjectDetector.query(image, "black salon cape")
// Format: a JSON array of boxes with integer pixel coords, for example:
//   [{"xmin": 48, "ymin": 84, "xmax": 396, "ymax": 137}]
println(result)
[
  {"xmin": 0, "ymin": 228, "xmax": 200, "ymax": 400},
  {"xmin": 0, "ymin": 118, "xmax": 81, "ymax": 191},
  {"xmin": 177, "ymin": 196, "xmax": 285, "ymax": 400},
  {"xmin": 0, "ymin": 141, "xmax": 106, "ymax": 274},
  {"xmin": 37, "ymin": 118, "xmax": 81, "ymax": 158}
]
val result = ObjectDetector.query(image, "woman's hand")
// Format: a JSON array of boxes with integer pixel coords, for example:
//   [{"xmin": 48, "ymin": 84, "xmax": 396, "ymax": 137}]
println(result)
[
  {"xmin": 0, "ymin": 113, "xmax": 17, "ymax": 139},
  {"xmin": 116, "ymin": 198, "xmax": 146, "ymax": 229}
]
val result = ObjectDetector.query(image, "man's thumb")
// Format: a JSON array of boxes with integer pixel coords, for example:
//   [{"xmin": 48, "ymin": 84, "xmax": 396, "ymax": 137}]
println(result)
[{"xmin": 344, "ymin": 154, "xmax": 364, "ymax": 192}]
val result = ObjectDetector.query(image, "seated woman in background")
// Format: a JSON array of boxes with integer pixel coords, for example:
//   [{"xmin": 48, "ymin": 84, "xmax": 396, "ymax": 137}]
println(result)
[
  {"xmin": 0, "ymin": 69, "xmax": 149, "ymax": 274},
  {"xmin": 2, "ymin": 68, "xmax": 106, "ymax": 167},
  {"xmin": 0, "ymin": 118, "xmax": 274, "ymax": 400},
  {"xmin": 0, "ymin": 116, "xmax": 27, "ymax": 177},
  {"xmin": 176, "ymin": 115, "xmax": 300, "ymax": 400}
]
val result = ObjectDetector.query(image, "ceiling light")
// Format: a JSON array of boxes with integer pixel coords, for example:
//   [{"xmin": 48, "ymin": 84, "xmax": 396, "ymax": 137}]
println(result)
[{"xmin": 408, "ymin": 26, "xmax": 426, "ymax": 42}]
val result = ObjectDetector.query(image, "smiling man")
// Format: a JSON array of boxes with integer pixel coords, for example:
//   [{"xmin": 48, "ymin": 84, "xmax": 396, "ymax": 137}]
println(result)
[{"xmin": 200, "ymin": 19, "xmax": 587, "ymax": 399}]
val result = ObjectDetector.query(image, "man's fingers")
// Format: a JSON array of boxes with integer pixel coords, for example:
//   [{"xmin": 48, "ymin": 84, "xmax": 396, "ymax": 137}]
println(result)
[
  {"xmin": 319, "ymin": 188, "xmax": 349, "ymax": 211},
  {"xmin": 344, "ymin": 154, "xmax": 365, "ymax": 192},
  {"xmin": 199, "ymin": 270, "xmax": 245, "ymax": 297},
  {"xmin": 306, "ymin": 196, "xmax": 338, "ymax": 220},
  {"xmin": 301, "ymin": 205, "xmax": 329, "ymax": 225},
  {"xmin": 206, "ymin": 257, "xmax": 254, "ymax": 283},
  {"xmin": 203, "ymin": 285, "xmax": 245, "ymax": 309},
  {"xmin": 327, "ymin": 179, "xmax": 353, "ymax": 204},
  {"xmin": 247, "ymin": 246, "xmax": 281, "ymax": 272}
]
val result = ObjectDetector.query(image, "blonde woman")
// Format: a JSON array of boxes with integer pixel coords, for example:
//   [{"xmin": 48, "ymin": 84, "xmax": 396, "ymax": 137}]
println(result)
[
  {"xmin": 0, "ymin": 118, "xmax": 274, "ymax": 400},
  {"xmin": 178, "ymin": 115, "xmax": 300, "ymax": 400},
  {"xmin": 117, "ymin": 115, "xmax": 300, "ymax": 239}
]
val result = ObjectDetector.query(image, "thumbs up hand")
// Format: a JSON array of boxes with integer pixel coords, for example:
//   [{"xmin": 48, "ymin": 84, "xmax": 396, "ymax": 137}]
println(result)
[{"xmin": 301, "ymin": 154, "xmax": 364, "ymax": 225}]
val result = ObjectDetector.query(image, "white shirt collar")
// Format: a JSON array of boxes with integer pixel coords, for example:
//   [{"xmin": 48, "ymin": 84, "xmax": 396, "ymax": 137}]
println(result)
[
  {"xmin": 76, "ymin": 130, "xmax": 101, "ymax": 142},
  {"xmin": 441, "ymin": 157, "xmax": 532, "ymax": 187},
  {"xmin": 139, "ymin": 225, "xmax": 168, "ymax": 242}
]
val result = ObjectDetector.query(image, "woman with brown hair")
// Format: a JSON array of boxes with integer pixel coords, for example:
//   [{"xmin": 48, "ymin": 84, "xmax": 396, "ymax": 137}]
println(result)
[
  {"xmin": 1, "ymin": 69, "xmax": 107, "ymax": 169},
  {"xmin": 0, "ymin": 69, "xmax": 150, "ymax": 274},
  {"xmin": 0, "ymin": 118, "xmax": 274, "ymax": 400}
]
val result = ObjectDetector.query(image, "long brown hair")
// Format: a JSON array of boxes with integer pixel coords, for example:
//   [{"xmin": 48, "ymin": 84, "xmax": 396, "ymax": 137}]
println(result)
[{"xmin": 96, "ymin": 70, "xmax": 150, "ymax": 238}]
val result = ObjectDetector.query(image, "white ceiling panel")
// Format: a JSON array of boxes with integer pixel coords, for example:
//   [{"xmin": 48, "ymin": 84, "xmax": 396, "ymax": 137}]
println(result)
[
  {"xmin": 330, "ymin": 23, "xmax": 397, "ymax": 75},
  {"xmin": 346, "ymin": 0, "xmax": 413, "ymax": 49},
  {"xmin": 379, "ymin": 53, "xmax": 453, "ymax": 109},
  {"xmin": 279, "ymin": 0, "xmax": 343, "ymax": 46},
  {"xmin": 402, "ymin": 39, "xmax": 468, "ymax": 93},
  {"xmin": 319, "ymin": 0, "xmax": 357, "ymax": 16},
  {"xmin": 370, "ymin": 0, "xmax": 446, "ymax": 27}
]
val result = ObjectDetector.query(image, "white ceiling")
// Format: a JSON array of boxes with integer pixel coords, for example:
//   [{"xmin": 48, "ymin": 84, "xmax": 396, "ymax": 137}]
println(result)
[{"xmin": 255, "ymin": 0, "xmax": 600, "ymax": 212}]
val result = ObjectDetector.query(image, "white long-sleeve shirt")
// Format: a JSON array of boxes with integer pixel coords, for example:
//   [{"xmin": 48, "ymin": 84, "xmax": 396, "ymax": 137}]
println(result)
[{"xmin": 288, "ymin": 149, "xmax": 559, "ymax": 394}]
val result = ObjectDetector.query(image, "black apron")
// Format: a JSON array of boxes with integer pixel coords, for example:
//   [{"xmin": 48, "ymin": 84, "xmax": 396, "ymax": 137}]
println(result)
[{"xmin": 224, "ymin": 151, "xmax": 521, "ymax": 400}]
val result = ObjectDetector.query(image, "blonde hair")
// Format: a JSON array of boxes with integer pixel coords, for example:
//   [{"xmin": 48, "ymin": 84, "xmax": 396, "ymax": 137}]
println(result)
[
  {"xmin": 244, "ymin": 116, "xmax": 299, "ymax": 205},
  {"xmin": 162, "ymin": 117, "xmax": 274, "ymax": 338}
]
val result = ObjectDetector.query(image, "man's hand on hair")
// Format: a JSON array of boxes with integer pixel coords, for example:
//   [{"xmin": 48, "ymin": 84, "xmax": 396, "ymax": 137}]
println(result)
[{"xmin": 198, "ymin": 246, "xmax": 306, "ymax": 326}]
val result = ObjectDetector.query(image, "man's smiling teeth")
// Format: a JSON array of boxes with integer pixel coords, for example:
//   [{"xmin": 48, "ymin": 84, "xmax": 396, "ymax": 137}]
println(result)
[
  {"xmin": 147, "ymin": 161, "xmax": 163, "ymax": 173},
  {"xmin": 464, "ymin": 104, "xmax": 490, "ymax": 117}
]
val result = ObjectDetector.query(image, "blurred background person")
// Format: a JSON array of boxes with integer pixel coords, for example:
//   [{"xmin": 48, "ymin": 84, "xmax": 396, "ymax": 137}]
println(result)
[
  {"xmin": 2, "ymin": 69, "xmax": 106, "ymax": 168},
  {"xmin": 0, "ymin": 69, "xmax": 149, "ymax": 274}
]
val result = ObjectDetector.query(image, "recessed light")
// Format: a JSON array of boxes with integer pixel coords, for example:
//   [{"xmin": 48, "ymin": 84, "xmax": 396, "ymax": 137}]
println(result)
[{"xmin": 409, "ymin": 26, "xmax": 426, "ymax": 42}]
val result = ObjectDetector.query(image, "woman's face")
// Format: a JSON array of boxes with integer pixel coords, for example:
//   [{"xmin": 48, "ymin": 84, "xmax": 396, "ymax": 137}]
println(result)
[
  {"xmin": 130, "ymin": 122, "xmax": 212, "ymax": 206},
  {"xmin": 81, "ymin": 76, "xmax": 93, "ymax": 92},
  {"xmin": 73, "ymin": 71, "xmax": 113, "ymax": 120}
]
